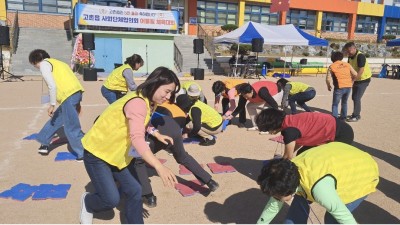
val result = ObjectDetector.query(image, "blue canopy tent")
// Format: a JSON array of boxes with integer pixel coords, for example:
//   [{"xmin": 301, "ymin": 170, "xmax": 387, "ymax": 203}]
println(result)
[
  {"xmin": 213, "ymin": 21, "xmax": 328, "ymax": 76},
  {"xmin": 386, "ymin": 38, "xmax": 400, "ymax": 47}
]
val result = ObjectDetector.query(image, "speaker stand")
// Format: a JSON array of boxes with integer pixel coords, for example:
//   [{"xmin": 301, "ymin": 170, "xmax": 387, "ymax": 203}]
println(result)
[
  {"xmin": 141, "ymin": 44, "xmax": 149, "ymax": 77},
  {"xmin": 0, "ymin": 45, "xmax": 24, "ymax": 82}
]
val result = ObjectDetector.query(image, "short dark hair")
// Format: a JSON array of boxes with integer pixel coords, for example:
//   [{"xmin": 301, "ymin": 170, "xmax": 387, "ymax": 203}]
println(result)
[
  {"xmin": 257, "ymin": 158, "xmax": 300, "ymax": 198},
  {"xmin": 237, "ymin": 83, "xmax": 252, "ymax": 95},
  {"xmin": 343, "ymin": 42, "xmax": 355, "ymax": 50},
  {"xmin": 212, "ymin": 81, "xmax": 226, "ymax": 95},
  {"xmin": 331, "ymin": 51, "xmax": 344, "ymax": 62},
  {"xmin": 29, "ymin": 49, "xmax": 50, "ymax": 65},
  {"xmin": 276, "ymin": 78, "xmax": 289, "ymax": 88},
  {"xmin": 255, "ymin": 108, "xmax": 286, "ymax": 132},
  {"xmin": 125, "ymin": 54, "xmax": 144, "ymax": 69},
  {"xmin": 136, "ymin": 66, "xmax": 180, "ymax": 101}
]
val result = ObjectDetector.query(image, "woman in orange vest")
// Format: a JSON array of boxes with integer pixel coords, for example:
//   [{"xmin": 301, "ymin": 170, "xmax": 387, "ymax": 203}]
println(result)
[
  {"xmin": 326, "ymin": 51, "xmax": 357, "ymax": 119},
  {"xmin": 212, "ymin": 79, "xmax": 247, "ymax": 127}
]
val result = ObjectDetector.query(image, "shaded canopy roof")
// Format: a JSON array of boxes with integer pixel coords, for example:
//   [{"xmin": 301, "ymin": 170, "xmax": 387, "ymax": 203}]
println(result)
[{"xmin": 213, "ymin": 21, "xmax": 328, "ymax": 46}]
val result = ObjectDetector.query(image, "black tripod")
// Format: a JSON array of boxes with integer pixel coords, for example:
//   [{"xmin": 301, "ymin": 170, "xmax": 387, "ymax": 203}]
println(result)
[{"xmin": 0, "ymin": 45, "xmax": 24, "ymax": 81}]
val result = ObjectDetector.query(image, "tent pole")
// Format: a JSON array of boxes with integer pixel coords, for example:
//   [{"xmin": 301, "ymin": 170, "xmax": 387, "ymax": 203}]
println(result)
[
  {"xmin": 283, "ymin": 47, "xmax": 287, "ymax": 75},
  {"xmin": 235, "ymin": 43, "xmax": 240, "ymax": 77}
]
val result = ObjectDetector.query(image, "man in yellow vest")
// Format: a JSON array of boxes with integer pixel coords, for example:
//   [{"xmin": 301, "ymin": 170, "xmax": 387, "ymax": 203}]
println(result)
[
  {"xmin": 257, "ymin": 142, "xmax": 379, "ymax": 224},
  {"xmin": 29, "ymin": 49, "xmax": 85, "ymax": 160},
  {"xmin": 343, "ymin": 42, "xmax": 372, "ymax": 122}
]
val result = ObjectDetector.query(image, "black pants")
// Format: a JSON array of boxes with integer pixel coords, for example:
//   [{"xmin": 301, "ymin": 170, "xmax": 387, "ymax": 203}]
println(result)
[
  {"xmin": 128, "ymin": 116, "xmax": 212, "ymax": 195},
  {"xmin": 222, "ymin": 97, "xmax": 246, "ymax": 123},
  {"xmin": 351, "ymin": 80, "xmax": 370, "ymax": 118},
  {"xmin": 296, "ymin": 119, "xmax": 354, "ymax": 155}
]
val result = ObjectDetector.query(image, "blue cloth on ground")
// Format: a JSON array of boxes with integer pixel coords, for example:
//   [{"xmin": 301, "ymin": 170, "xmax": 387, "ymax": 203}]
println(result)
[
  {"xmin": 32, "ymin": 184, "xmax": 71, "ymax": 200},
  {"xmin": 183, "ymin": 137, "xmax": 202, "ymax": 144},
  {"xmin": 221, "ymin": 119, "xmax": 230, "ymax": 132},
  {"xmin": 23, "ymin": 133, "xmax": 38, "ymax": 140},
  {"xmin": 55, "ymin": 152, "xmax": 77, "ymax": 161},
  {"xmin": 0, "ymin": 183, "xmax": 38, "ymax": 201},
  {"xmin": 272, "ymin": 73, "xmax": 291, "ymax": 78}
]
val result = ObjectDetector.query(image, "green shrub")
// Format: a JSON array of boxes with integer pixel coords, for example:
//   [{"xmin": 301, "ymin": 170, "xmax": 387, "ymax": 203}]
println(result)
[
  {"xmin": 382, "ymin": 34, "xmax": 396, "ymax": 40},
  {"xmin": 221, "ymin": 24, "xmax": 238, "ymax": 32},
  {"xmin": 302, "ymin": 52, "xmax": 310, "ymax": 56},
  {"xmin": 230, "ymin": 43, "xmax": 252, "ymax": 55}
]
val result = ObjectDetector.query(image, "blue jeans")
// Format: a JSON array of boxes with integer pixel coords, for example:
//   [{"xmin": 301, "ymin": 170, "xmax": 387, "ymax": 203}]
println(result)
[
  {"xmin": 351, "ymin": 80, "xmax": 370, "ymax": 118},
  {"xmin": 101, "ymin": 85, "xmax": 118, "ymax": 104},
  {"xmin": 84, "ymin": 151, "xmax": 143, "ymax": 224},
  {"xmin": 288, "ymin": 89, "xmax": 316, "ymax": 114},
  {"xmin": 36, "ymin": 91, "xmax": 84, "ymax": 158},
  {"xmin": 332, "ymin": 88, "xmax": 351, "ymax": 118},
  {"xmin": 284, "ymin": 194, "xmax": 367, "ymax": 224}
]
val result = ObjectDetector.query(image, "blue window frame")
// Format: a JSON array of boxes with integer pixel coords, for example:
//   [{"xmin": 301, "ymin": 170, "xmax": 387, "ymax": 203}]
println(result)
[
  {"xmin": 322, "ymin": 12, "xmax": 348, "ymax": 32},
  {"xmin": 197, "ymin": 0, "xmax": 238, "ymax": 25},
  {"xmin": 356, "ymin": 15, "xmax": 379, "ymax": 34},
  {"xmin": 286, "ymin": 9, "xmax": 316, "ymax": 30},
  {"xmin": 385, "ymin": 18, "xmax": 400, "ymax": 35},
  {"xmin": 6, "ymin": 0, "xmax": 72, "ymax": 14},
  {"xmin": 244, "ymin": 4, "xmax": 278, "ymax": 25}
]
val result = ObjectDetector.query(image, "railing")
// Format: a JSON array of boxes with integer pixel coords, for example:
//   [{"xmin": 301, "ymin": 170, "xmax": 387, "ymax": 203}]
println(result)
[
  {"xmin": 10, "ymin": 11, "xmax": 19, "ymax": 54},
  {"xmin": 197, "ymin": 24, "xmax": 215, "ymax": 71},
  {"xmin": 173, "ymin": 43, "xmax": 183, "ymax": 72}
]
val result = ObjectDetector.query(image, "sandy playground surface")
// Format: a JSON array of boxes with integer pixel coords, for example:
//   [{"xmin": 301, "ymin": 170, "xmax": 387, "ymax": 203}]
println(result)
[{"xmin": 0, "ymin": 74, "xmax": 399, "ymax": 224}]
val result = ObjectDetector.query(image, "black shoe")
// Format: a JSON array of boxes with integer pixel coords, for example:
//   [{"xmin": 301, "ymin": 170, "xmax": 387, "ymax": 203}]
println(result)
[
  {"xmin": 199, "ymin": 138, "xmax": 216, "ymax": 146},
  {"xmin": 238, "ymin": 123, "xmax": 246, "ymax": 128},
  {"xmin": 142, "ymin": 194, "xmax": 157, "ymax": 208},
  {"xmin": 206, "ymin": 179, "xmax": 219, "ymax": 192},
  {"xmin": 76, "ymin": 157, "xmax": 84, "ymax": 162},
  {"xmin": 346, "ymin": 116, "xmax": 360, "ymax": 122},
  {"xmin": 38, "ymin": 145, "xmax": 49, "ymax": 155}
]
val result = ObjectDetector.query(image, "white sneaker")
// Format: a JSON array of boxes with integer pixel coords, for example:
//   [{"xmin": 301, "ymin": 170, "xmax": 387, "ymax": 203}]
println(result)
[
  {"xmin": 247, "ymin": 127, "xmax": 258, "ymax": 131},
  {"xmin": 80, "ymin": 192, "xmax": 93, "ymax": 224},
  {"xmin": 259, "ymin": 131, "xmax": 270, "ymax": 135}
]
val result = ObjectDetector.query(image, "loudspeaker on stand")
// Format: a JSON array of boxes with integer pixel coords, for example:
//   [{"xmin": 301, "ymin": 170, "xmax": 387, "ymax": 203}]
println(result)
[
  {"xmin": 82, "ymin": 33, "xmax": 95, "ymax": 50},
  {"xmin": 193, "ymin": 39, "xmax": 204, "ymax": 54},
  {"xmin": 251, "ymin": 38, "xmax": 264, "ymax": 53}
]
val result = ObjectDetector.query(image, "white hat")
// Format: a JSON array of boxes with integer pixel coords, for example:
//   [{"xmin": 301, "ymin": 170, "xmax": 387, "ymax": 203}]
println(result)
[{"xmin": 187, "ymin": 84, "xmax": 201, "ymax": 97}]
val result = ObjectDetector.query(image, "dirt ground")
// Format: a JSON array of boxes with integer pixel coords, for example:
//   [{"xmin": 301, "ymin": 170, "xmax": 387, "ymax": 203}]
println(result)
[{"xmin": 0, "ymin": 74, "xmax": 399, "ymax": 224}]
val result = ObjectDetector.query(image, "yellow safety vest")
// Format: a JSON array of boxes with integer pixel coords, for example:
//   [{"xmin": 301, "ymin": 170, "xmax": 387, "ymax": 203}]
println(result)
[
  {"xmin": 292, "ymin": 142, "xmax": 379, "ymax": 204},
  {"xmin": 82, "ymin": 92, "xmax": 152, "ymax": 169},
  {"xmin": 104, "ymin": 64, "xmax": 133, "ymax": 92},
  {"xmin": 181, "ymin": 81, "xmax": 202, "ymax": 91},
  {"xmin": 348, "ymin": 51, "xmax": 372, "ymax": 81},
  {"xmin": 288, "ymin": 81, "xmax": 310, "ymax": 95},
  {"xmin": 189, "ymin": 101, "xmax": 222, "ymax": 128},
  {"xmin": 45, "ymin": 58, "xmax": 84, "ymax": 104}
]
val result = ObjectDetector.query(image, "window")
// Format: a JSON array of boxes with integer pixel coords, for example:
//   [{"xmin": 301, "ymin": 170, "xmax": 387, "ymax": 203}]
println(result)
[
  {"xmin": 385, "ymin": 18, "xmax": 400, "ymax": 35},
  {"xmin": 244, "ymin": 4, "xmax": 278, "ymax": 25},
  {"xmin": 286, "ymin": 10, "xmax": 316, "ymax": 30},
  {"xmin": 322, "ymin": 12, "xmax": 349, "ymax": 32},
  {"xmin": 356, "ymin": 15, "xmax": 379, "ymax": 34},
  {"xmin": 197, "ymin": 1, "xmax": 237, "ymax": 25},
  {"xmin": 6, "ymin": 0, "xmax": 72, "ymax": 14}
]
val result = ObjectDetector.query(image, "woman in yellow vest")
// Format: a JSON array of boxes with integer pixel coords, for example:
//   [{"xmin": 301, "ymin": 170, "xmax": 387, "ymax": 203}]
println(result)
[
  {"xmin": 101, "ymin": 54, "xmax": 144, "ymax": 104},
  {"xmin": 130, "ymin": 98, "xmax": 219, "ymax": 208},
  {"xmin": 257, "ymin": 142, "xmax": 379, "ymax": 224},
  {"xmin": 343, "ymin": 42, "xmax": 372, "ymax": 122},
  {"xmin": 176, "ymin": 94, "xmax": 223, "ymax": 146},
  {"xmin": 28, "ymin": 49, "xmax": 85, "ymax": 160},
  {"xmin": 327, "ymin": 51, "xmax": 357, "ymax": 119},
  {"xmin": 79, "ymin": 67, "xmax": 178, "ymax": 224},
  {"xmin": 277, "ymin": 78, "xmax": 316, "ymax": 114}
]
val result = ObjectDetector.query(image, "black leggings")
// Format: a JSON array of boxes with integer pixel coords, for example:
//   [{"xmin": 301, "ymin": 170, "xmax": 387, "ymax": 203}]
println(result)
[
  {"xmin": 296, "ymin": 120, "xmax": 354, "ymax": 156},
  {"xmin": 128, "ymin": 116, "xmax": 212, "ymax": 196}
]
